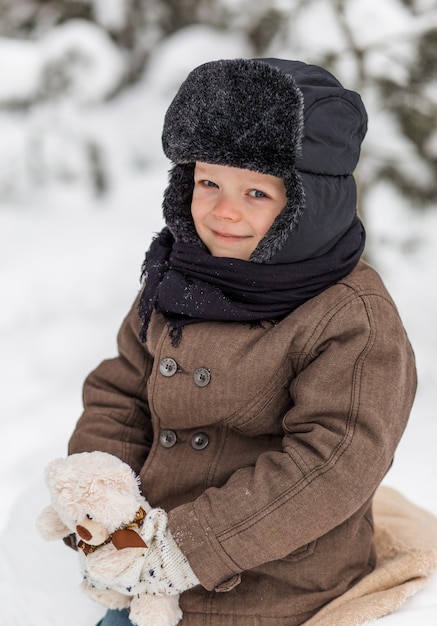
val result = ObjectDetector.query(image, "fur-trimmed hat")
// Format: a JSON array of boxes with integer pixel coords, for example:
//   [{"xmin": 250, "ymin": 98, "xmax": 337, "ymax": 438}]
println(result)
[{"xmin": 161, "ymin": 58, "xmax": 367, "ymax": 264}]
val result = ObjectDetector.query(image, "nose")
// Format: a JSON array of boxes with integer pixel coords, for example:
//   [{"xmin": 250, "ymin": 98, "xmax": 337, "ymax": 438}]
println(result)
[
  {"xmin": 212, "ymin": 195, "xmax": 241, "ymax": 221},
  {"xmin": 76, "ymin": 524, "xmax": 93, "ymax": 541},
  {"xmin": 76, "ymin": 519, "xmax": 110, "ymax": 545}
]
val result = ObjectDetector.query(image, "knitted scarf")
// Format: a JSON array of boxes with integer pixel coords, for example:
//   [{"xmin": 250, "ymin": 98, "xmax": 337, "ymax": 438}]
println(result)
[{"xmin": 138, "ymin": 216, "xmax": 365, "ymax": 346}]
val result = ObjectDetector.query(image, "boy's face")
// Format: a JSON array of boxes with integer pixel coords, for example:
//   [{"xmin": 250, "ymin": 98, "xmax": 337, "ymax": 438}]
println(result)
[{"xmin": 191, "ymin": 162, "xmax": 287, "ymax": 261}]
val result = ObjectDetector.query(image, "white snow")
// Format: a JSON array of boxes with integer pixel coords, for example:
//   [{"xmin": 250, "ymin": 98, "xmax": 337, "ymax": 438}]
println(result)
[
  {"xmin": 40, "ymin": 19, "xmax": 125, "ymax": 104},
  {"xmin": 0, "ymin": 38, "xmax": 41, "ymax": 102},
  {"xmin": 0, "ymin": 15, "xmax": 436, "ymax": 626},
  {"xmin": 90, "ymin": 0, "xmax": 128, "ymax": 31},
  {"xmin": 0, "ymin": 20, "xmax": 123, "ymax": 105},
  {"xmin": 344, "ymin": 0, "xmax": 413, "ymax": 48}
]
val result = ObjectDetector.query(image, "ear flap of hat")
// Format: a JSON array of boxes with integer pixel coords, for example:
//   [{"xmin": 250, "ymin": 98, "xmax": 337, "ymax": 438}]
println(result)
[
  {"xmin": 162, "ymin": 163, "xmax": 199, "ymax": 245},
  {"xmin": 298, "ymin": 95, "xmax": 367, "ymax": 175}
]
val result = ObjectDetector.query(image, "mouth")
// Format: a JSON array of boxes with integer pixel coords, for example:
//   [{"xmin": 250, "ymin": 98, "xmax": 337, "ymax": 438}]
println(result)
[{"xmin": 212, "ymin": 230, "xmax": 250, "ymax": 242}]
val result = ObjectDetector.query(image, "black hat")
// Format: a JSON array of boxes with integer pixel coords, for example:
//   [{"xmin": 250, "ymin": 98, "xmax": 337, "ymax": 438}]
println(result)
[{"xmin": 161, "ymin": 58, "xmax": 367, "ymax": 263}]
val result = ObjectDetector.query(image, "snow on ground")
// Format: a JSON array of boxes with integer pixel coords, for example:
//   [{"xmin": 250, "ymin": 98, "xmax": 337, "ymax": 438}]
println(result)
[
  {"xmin": 0, "ymin": 171, "xmax": 165, "ymax": 626},
  {"xmin": 0, "ymin": 18, "xmax": 437, "ymax": 626}
]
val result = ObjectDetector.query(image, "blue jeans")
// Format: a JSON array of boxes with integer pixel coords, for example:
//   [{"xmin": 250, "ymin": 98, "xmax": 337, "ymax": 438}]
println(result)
[{"xmin": 97, "ymin": 609, "xmax": 133, "ymax": 626}]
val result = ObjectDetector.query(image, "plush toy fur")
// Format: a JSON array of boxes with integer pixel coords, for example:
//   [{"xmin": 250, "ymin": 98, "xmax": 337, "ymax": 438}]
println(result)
[{"xmin": 36, "ymin": 451, "xmax": 182, "ymax": 626}]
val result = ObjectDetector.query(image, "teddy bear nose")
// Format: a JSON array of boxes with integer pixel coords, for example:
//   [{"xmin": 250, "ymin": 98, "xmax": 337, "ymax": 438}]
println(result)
[{"xmin": 76, "ymin": 524, "xmax": 93, "ymax": 541}]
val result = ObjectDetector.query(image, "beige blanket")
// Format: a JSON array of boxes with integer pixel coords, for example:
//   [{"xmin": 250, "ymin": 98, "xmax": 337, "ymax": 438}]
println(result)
[{"xmin": 304, "ymin": 486, "xmax": 437, "ymax": 626}]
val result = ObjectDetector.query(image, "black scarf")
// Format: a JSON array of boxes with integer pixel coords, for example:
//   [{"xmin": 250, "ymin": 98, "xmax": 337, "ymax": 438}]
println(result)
[{"xmin": 138, "ymin": 217, "xmax": 365, "ymax": 346}]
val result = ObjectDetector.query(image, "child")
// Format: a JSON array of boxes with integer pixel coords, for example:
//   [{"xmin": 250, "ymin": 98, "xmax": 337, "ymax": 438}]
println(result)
[{"xmin": 68, "ymin": 58, "xmax": 417, "ymax": 626}]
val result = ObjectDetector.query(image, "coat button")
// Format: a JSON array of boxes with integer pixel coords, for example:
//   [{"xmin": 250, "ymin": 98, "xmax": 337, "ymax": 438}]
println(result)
[
  {"xmin": 159, "ymin": 430, "xmax": 177, "ymax": 448},
  {"xmin": 191, "ymin": 432, "xmax": 209, "ymax": 450},
  {"xmin": 193, "ymin": 367, "xmax": 211, "ymax": 387},
  {"xmin": 159, "ymin": 358, "xmax": 178, "ymax": 377}
]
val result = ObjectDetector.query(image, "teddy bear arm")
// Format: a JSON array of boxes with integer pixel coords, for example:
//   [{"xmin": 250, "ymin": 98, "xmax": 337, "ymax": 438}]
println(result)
[
  {"xmin": 129, "ymin": 593, "xmax": 182, "ymax": 626},
  {"xmin": 36, "ymin": 505, "xmax": 71, "ymax": 540},
  {"xmin": 81, "ymin": 580, "xmax": 131, "ymax": 610}
]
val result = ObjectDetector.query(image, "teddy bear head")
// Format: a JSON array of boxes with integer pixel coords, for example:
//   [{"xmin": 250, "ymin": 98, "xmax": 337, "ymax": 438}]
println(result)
[{"xmin": 43, "ymin": 451, "xmax": 145, "ymax": 546}]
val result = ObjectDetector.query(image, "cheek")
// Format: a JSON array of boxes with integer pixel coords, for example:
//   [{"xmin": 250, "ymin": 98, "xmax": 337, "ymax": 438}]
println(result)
[
  {"xmin": 190, "ymin": 199, "xmax": 206, "ymax": 230},
  {"xmin": 254, "ymin": 212, "xmax": 279, "ymax": 239},
  {"xmin": 261, "ymin": 198, "xmax": 286, "ymax": 234}
]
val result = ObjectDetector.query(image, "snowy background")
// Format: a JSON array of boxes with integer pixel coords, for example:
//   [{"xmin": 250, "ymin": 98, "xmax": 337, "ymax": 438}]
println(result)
[{"xmin": 1, "ymin": 3, "xmax": 437, "ymax": 625}]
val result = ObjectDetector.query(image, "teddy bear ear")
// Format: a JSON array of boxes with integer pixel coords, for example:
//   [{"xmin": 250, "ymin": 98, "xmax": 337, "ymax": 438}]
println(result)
[
  {"xmin": 44, "ymin": 457, "xmax": 68, "ymax": 491},
  {"xmin": 112, "ymin": 461, "xmax": 142, "ymax": 497},
  {"xmin": 36, "ymin": 504, "xmax": 71, "ymax": 540}
]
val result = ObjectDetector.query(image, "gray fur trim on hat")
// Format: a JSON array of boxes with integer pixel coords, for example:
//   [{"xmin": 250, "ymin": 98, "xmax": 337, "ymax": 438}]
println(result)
[
  {"xmin": 162, "ymin": 59, "xmax": 304, "ymax": 176},
  {"xmin": 162, "ymin": 58, "xmax": 305, "ymax": 263},
  {"xmin": 163, "ymin": 163, "xmax": 198, "ymax": 245}
]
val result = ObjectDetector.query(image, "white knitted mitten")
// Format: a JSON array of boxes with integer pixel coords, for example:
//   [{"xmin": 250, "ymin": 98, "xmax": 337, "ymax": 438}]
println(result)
[{"xmin": 139, "ymin": 508, "xmax": 199, "ymax": 595}]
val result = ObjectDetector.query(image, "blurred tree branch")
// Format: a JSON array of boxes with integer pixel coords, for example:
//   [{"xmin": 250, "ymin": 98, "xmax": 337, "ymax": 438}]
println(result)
[{"xmin": 0, "ymin": 0, "xmax": 436, "ymax": 213}]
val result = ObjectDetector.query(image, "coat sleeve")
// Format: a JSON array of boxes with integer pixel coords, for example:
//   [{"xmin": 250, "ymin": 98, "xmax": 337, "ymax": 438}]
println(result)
[
  {"xmin": 167, "ymin": 288, "xmax": 417, "ymax": 590},
  {"xmin": 68, "ymin": 295, "xmax": 154, "ymax": 475}
]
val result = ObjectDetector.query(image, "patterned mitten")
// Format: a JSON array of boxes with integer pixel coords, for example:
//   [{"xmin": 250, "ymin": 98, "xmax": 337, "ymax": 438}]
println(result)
[{"xmin": 140, "ymin": 508, "xmax": 200, "ymax": 595}]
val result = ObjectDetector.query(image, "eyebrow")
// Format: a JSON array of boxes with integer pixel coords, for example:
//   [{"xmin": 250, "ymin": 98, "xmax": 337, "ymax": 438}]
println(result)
[{"xmin": 194, "ymin": 164, "xmax": 211, "ymax": 175}]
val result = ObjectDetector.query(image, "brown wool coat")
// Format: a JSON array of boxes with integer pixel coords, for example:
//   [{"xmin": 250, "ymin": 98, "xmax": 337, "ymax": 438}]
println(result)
[{"xmin": 69, "ymin": 260, "xmax": 417, "ymax": 626}]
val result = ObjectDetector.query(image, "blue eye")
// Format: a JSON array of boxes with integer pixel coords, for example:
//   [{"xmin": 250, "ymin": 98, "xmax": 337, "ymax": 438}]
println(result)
[
  {"xmin": 203, "ymin": 180, "xmax": 218, "ymax": 188},
  {"xmin": 249, "ymin": 189, "xmax": 267, "ymax": 198}
]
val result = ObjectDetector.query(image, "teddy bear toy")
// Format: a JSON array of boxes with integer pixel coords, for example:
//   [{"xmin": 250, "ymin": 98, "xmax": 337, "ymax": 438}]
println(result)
[{"xmin": 36, "ymin": 451, "xmax": 182, "ymax": 626}]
